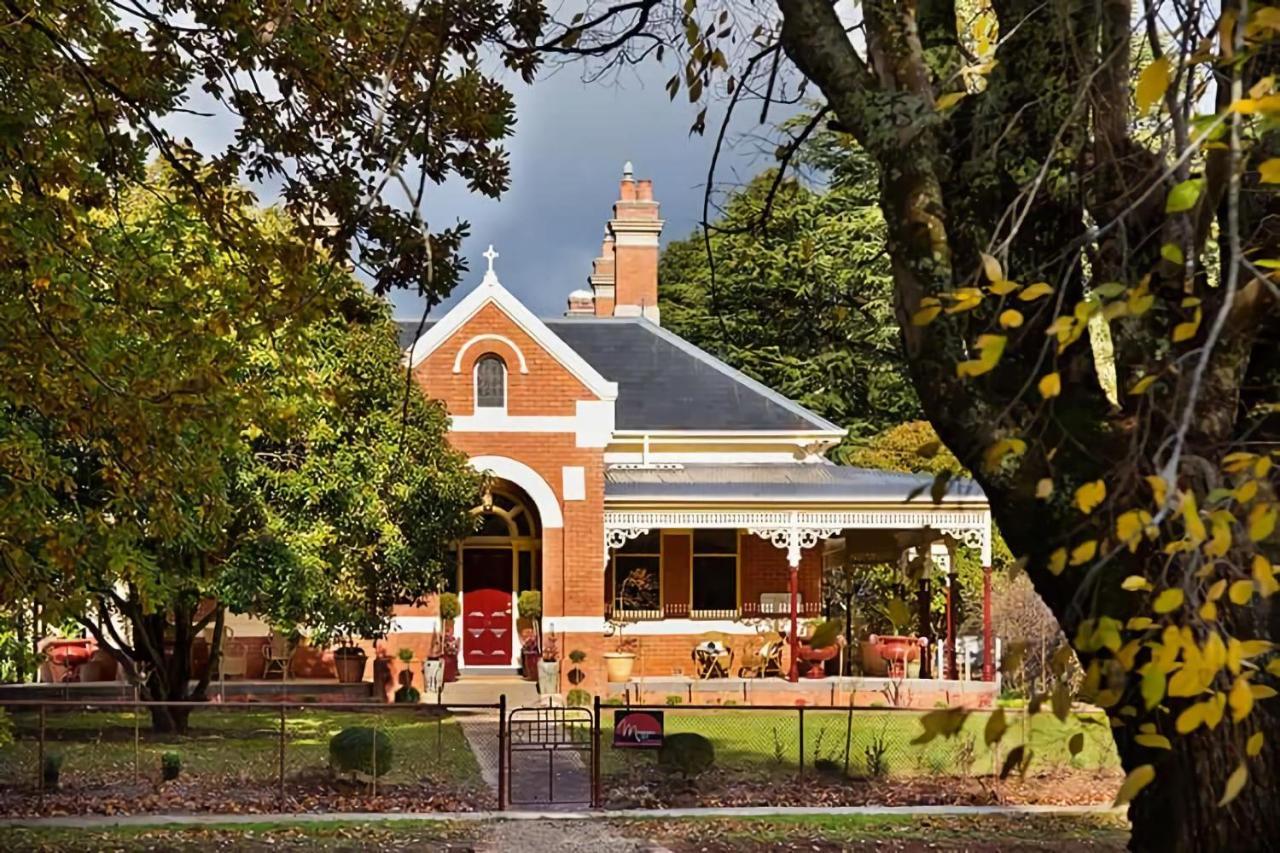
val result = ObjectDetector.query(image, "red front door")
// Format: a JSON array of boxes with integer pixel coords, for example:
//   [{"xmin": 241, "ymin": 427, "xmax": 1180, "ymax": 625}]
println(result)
[{"xmin": 462, "ymin": 548, "xmax": 513, "ymax": 667}]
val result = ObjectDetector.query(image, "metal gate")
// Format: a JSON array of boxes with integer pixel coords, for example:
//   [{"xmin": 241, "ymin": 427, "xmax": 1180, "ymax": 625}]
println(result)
[{"xmin": 505, "ymin": 705, "xmax": 597, "ymax": 807}]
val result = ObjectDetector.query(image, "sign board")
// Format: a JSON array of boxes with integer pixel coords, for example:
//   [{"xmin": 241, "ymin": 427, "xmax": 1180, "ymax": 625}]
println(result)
[{"xmin": 613, "ymin": 709, "xmax": 664, "ymax": 749}]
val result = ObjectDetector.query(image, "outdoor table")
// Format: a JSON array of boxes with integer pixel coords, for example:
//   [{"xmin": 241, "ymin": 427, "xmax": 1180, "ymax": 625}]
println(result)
[{"xmin": 693, "ymin": 641, "xmax": 730, "ymax": 679}]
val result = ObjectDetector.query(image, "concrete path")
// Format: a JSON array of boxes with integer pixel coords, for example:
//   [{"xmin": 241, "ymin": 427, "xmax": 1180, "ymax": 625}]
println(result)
[
  {"xmin": 456, "ymin": 703, "xmax": 594, "ymax": 810},
  {"xmin": 0, "ymin": 804, "xmax": 1124, "ymax": 830}
]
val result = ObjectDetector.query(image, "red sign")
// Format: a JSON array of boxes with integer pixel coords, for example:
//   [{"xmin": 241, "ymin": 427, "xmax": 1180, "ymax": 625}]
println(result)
[{"xmin": 613, "ymin": 709, "xmax": 664, "ymax": 749}]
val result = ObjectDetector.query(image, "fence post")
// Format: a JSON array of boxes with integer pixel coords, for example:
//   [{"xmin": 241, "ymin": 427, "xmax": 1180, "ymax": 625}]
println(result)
[
  {"xmin": 133, "ymin": 685, "xmax": 141, "ymax": 786},
  {"xmin": 37, "ymin": 704, "xmax": 45, "ymax": 803},
  {"xmin": 497, "ymin": 694, "xmax": 507, "ymax": 811},
  {"xmin": 797, "ymin": 705, "xmax": 805, "ymax": 778},
  {"xmin": 592, "ymin": 694, "xmax": 602, "ymax": 808},
  {"xmin": 278, "ymin": 702, "xmax": 286, "ymax": 809},
  {"xmin": 371, "ymin": 710, "xmax": 379, "ymax": 800}
]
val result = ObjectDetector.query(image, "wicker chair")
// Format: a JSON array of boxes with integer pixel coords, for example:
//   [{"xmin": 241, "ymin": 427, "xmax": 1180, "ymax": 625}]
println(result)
[
  {"xmin": 692, "ymin": 631, "xmax": 735, "ymax": 679},
  {"xmin": 261, "ymin": 632, "xmax": 293, "ymax": 680}
]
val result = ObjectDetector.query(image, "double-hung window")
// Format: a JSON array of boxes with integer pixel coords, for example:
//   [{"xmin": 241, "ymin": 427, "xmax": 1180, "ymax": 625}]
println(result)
[{"xmin": 691, "ymin": 530, "xmax": 738, "ymax": 616}]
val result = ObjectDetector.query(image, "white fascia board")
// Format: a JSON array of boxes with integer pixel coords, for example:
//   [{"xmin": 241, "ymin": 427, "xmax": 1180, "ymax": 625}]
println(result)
[
  {"xmin": 450, "ymin": 398, "xmax": 615, "ymax": 448},
  {"xmin": 407, "ymin": 276, "xmax": 618, "ymax": 401}
]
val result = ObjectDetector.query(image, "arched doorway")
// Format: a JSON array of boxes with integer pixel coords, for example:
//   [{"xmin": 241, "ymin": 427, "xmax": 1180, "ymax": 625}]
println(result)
[{"xmin": 457, "ymin": 482, "xmax": 541, "ymax": 669}]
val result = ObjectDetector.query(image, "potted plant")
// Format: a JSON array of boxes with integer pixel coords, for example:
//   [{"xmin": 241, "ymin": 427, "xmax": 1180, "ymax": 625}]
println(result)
[
  {"xmin": 440, "ymin": 633, "xmax": 459, "ymax": 682},
  {"xmin": 517, "ymin": 591, "xmax": 543, "ymax": 680},
  {"xmin": 437, "ymin": 592, "xmax": 460, "ymax": 681},
  {"xmin": 372, "ymin": 642, "xmax": 397, "ymax": 702},
  {"xmin": 864, "ymin": 598, "xmax": 926, "ymax": 678},
  {"xmin": 333, "ymin": 639, "xmax": 368, "ymax": 684},
  {"xmin": 604, "ymin": 568, "xmax": 653, "ymax": 683},
  {"xmin": 537, "ymin": 632, "xmax": 560, "ymax": 695},
  {"xmin": 396, "ymin": 646, "xmax": 415, "ymax": 687},
  {"xmin": 568, "ymin": 648, "xmax": 587, "ymax": 686},
  {"xmin": 798, "ymin": 618, "xmax": 844, "ymax": 679}
]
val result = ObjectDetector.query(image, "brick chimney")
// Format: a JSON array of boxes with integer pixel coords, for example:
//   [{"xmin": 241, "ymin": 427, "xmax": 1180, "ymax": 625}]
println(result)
[
  {"xmin": 588, "ymin": 162, "xmax": 663, "ymax": 324},
  {"xmin": 565, "ymin": 288, "xmax": 595, "ymax": 315}
]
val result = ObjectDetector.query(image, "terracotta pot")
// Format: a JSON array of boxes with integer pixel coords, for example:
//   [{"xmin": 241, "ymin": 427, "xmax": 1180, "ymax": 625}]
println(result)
[
  {"xmin": 373, "ymin": 657, "xmax": 396, "ymax": 702},
  {"xmin": 869, "ymin": 635, "xmax": 926, "ymax": 678},
  {"xmin": 604, "ymin": 651, "xmax": 635, "ymax": 683},
  {"xmin": 521, "ymin": 649, "xmax": 540, "ymax": 681},
  {"xmin": 44, "ymin": 639, "xmax": 95, "ymax": 683},
  {"xmin": 443, "ymin": 653, "xmax": 459, "ymax": 683},
  {"xmin": 333, "ymin": 647, "xmax": 368, "ymax": 683},
  {"xmin": 797, "ymin": 644, "xmax": 839, "ymax": 679}
]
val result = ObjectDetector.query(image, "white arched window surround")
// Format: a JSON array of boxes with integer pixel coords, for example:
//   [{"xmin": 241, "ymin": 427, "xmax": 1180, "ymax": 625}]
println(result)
[{"xmin": 474, "ymin": 353, "xmax": 507, "ymax": 410}]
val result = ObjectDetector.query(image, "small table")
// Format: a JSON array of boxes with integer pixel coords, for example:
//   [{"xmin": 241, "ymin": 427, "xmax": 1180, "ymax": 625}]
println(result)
[{"xmin": 693, "ymin": 642, "xmax": 729, "ymax": 679}]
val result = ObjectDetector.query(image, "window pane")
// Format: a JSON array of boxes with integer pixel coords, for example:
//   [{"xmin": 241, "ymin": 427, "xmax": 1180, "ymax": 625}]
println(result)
[
  {"xmin": 477, "ymin": 511, "xmax": 510, "ymax": 537},
  {"xmin": 612, "ymin": 555, "xmax": 660, "ymax": 610},
  {"xmin": 517, "ymin": 550, "xmax": 533, "ymax": 593},
  {"xmin": 618, "ymin": 530, "xmax": 660, "ymax": 554},
  {"xmin": 692, "ymin": 556, "xmax": 736, "ymax": 611},
  {"xmin": 475, "ymin": 356, "xmax": 505, "ymax": 408},
  {"xmin": 694, "ymin": 529, "xmax": 738, "ymax": 554},
  {"xmin": 512, "ymin": 508, "xmax": 531, "ymax": 536}
]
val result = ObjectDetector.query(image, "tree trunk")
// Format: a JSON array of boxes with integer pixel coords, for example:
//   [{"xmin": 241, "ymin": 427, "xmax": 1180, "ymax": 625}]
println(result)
[{"xmin": 1120, "ymin": 704, "xmax": 1280, "ymax": 852}]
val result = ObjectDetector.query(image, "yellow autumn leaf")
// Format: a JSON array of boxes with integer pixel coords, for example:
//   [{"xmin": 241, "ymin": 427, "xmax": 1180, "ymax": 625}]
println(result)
[
  {"xmin": 1218, "ymin": 762, "xmax": 1248, "ymax": 807},
  {"xmin": 999, "ymin": 309, "xmax": 1024, "ymax": 328},
  {"xmin": 1048, "ymin": 547, "xmax": 1067, "ymax": 575},
  {"xmin": 1175, "ymin": 702, "xmax": 1204, "ymax": 734},
  {"xmin": 1038, "ymin": 372, "xmax": 1062, "ymax": 399},
  {"xmin": 980, "ymin": 252, "xmax": 1003, "ymax": 282},
  {"xmin": 1153, "ymin": 588, "xmax": 1185, "ymax": 614},
  {"xmin": 1129, "ymin": 375, "xmax": 1158, "ymax": 395},
  {"xmin": 912, "ymin": 305, "xmax": 942, "ymax": 326},
  {"xmin": 983, "ymin": 437, "xmax": 1027, "ymax": 472},
  {"xmin": 936, "ymin": 91, "xmax": 966, "ymax": 110},
  {"xmin": 1258, "ymin": 158, "xmax": 1280, "ymax": 183},
  {"xmin": 1134, "ymin": 732, "xmax": 1171, "ymax": 750},
  {"xmin": 1116, "ymin": 510, "xmax": 1152, "ymax": 551},
  {"xmin": 1036, "ymin": 478, "xmax": 1054, "ymax": 499},
  {"xmin": 1146, "ymin": 475, "xmax": 1168, "ymax": 507},
  {"xmin": 1230, "ymin": 675, "xmax": 1254, "ymax": 722},
  {"xmin": 1253, "ymin": 555, "xmax": 1279, "ymax": 597},
  {"xmin": 1173, "ymin": 307, "xmax": 1202, "ymax": 343},
  {"xmin": 1247, "ymin": 731, "xmax": 1265, "ymax": 757},
  {"xmin": 1247, "ymin": 502, "xmax": 1277, "ymax": 542},
  {"xmin": 1182, "ymin": 491, "xmax": 1207, "ymax": 544},
  {"xmin": 1018, "ymin": 282, "xmax": 1054, "ymax": 301},
  {"xmin": 956, "ymin": 334, "xmax": 1008, "ymax": 378},
  {"xmin": 1074, "ymin": 480, "xmax": 1106, "ymax": 514},
  {"xmin": 1135, "ymin": 57, "xmax": 1171, "ymax": 114},
  {"xmin": 1070, "ymin": 540, "xmax": 1098, "ymax": 565},
  {"xmin": 1121, "ymin": 575, "xmax": 1151, "ymax": 591},
  {"xmin": 1113, "ymin": 764, "xmax": 1156, "ymax": 806},
  {"xmin": 989, "ymin": 280, "xmax": 1020, "ymax": 296},
  {"xmin": 1229, "ymin": 579, "xmax": 1254, "ymax": 606}
]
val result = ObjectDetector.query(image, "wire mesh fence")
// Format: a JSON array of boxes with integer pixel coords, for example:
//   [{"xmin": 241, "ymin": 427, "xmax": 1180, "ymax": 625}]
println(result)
[
  {"xmin": 597, "ymin": 702, "xmax": 1122, "ymax": 808},
  {"xmin": 0, "ymin": 699, "xmax": 500, "ymax": 816}
]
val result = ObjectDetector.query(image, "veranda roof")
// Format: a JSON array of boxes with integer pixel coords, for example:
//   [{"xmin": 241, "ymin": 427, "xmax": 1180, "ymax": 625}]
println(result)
[{"xmin": 603, "ymin": 463, "xmax": 986, "ymax": 504}]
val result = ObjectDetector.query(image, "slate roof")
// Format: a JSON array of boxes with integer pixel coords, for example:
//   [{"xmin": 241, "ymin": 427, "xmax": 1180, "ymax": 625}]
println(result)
[
  {"xmin": 396, "ymin": 317, "xmax": 842, "ymax": 434},
  {"xmin": 603, "ymin": 463, "xmax": 986, "ymax": 503}
]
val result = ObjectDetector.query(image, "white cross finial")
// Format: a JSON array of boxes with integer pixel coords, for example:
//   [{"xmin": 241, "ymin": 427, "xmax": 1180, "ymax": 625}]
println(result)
[{"xmin": 483, "ymin": 244, "xmax": 499, "ymax": 273}]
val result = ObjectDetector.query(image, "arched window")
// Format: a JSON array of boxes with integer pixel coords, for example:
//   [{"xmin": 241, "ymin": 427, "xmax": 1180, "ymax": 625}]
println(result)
[{"xmin": 475, "ymin": 355, "xmax": 506, "ymax": 409}]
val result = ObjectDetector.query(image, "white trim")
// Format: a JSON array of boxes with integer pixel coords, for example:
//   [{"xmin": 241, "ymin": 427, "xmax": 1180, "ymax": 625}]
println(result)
[
  {"xmin": 469, "ymin": 455, "xmax": 564, "ymax": 528},
  {"xmin": 562, "ymin": 466, "xmax": 586, "ymax": 501},
  {"xmin": 453, "ymin": 334, "xmax": 529, "ymax": 374},
  {"xmin": 604, "ymin": 493, "xmax": 990, "ymax": 505},
  {"xmin": 389, "ymin": 615, "xmax": 444, "ymax": 634},
  {"xmin": 612, "ymin": 232, "xmax": 661, "ymax": 247},
  {"xmin": 612, "ymin": 430, "xmax": 846, "ymax": 440},
  {"xmin": 406, "ymin": 272, "xmax": 618, "ymax": 401},
  {"xmin": 451, "ymin": 400, "xmax": 614, "ymax": 448},
  {"xmin": 604, "ymin": 451, "xmax": 821, "ymax": 465},
  {"xmin": 545, "ymin": 616, "xmax": 770, "ymax": 636}
]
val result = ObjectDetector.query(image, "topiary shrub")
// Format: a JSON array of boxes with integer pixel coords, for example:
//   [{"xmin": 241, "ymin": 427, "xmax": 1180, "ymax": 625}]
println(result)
[
  {"xmin": 657, "ymin": 732, "xmax": 715, "ymax": 779},
  {"xmin": 329, "ymin": 726, "xmax": 393, "ymax": 778},
  {"xmin": 665, "ymin": 694, "xmax": 683, "ymax": 706},
  {"xmin": 394, "ymin": 685, "xmax": 421, "ymax": 704},
  {"xmin": 161, "ymin": 750, "xmax": 182, "ymax": 781},
  {"xmin": 565, "ymin": 688, "xmax": 591, "ymax": 707}
]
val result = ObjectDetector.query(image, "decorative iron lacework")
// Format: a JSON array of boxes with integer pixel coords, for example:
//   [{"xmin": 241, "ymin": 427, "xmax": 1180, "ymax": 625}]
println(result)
[{"xmin": 604, "ymin": 508, "xmax": 992, "ymax": 566}]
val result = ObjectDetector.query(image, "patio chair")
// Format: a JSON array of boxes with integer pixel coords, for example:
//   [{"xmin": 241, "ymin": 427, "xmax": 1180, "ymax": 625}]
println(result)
[
  {"xmin": 759, "ymin": 632, "xmax": 785, "ymax": 678},
  {"xmin": 261, "ymin": 632, "xmax": 293, "ymax": 680},
  {"xmin": 736, "ymin": 637, "xmax": 766, "ymax": 678},
  {"xmin": 692, "ymin": 632, "xmax": 734, "ymax": 679}
]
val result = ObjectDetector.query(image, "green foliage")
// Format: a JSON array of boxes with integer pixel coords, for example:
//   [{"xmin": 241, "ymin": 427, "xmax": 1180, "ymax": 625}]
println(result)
[
  {"xmin": 844, "ymin": 421, "xmax": 964, "ymax": 477},
  {"xmin": 161, "ymin": 751, "xmax": 182, "ymax": 782},
  {"xmin": 42, "ymin": 753, "xmax": 62, "ymax": 788},
  {"xmin": 394, "ymin": 686, "xmax": 421, "ymax": 704},
  {"xmin": 565, "ymin": 688, "xmax": 592, "ymax": 707},
  {"xmin": 0, "ymin": 710, "xmax": 10, "ymax": 749},
  {"xmin": 437, "ymin": 594, "xmax": 461, "ymax": 623},
  {"xmin": 329, "ymin": 727, "xmax": 393, "ymax": 778},
  {"xmin": 517, "ymin": 591, "xmax": 543, "ymax": 621},
  {"xmin": 807, "ymin": 618, "xmax": 844, "ymax": 650},
  {"xmin": 568, "ymin": 649, "xmax": 588, "ymax": 664},
  {"xmin": 657, "ymin": 732, "xmax": 715, "ymax": 778},
  {"xmin": 397, "ymin": 647, "xmax": 414, "ymax": 663},
  {"xmin": 665, "ymin": 694, "xmax": 684, "ymax": 706},
  {"xmin": 660, "ymin": 130, "xmax": 920, "ymax": 451}
]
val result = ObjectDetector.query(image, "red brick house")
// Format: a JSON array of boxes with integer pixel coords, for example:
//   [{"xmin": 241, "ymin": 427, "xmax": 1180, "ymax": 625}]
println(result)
[{"xmin": 390, "ymin": 165, "xmax": 997, "ymax": 704}]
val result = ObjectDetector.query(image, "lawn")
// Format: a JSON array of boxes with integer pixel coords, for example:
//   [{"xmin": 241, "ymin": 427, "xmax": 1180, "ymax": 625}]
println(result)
[
  {"xmin": 0, "ymin": 706, "xmax": 486, "ymax": 794},
  {"xmin": 599, "ymin": 707, "xmax": 1121, "ymax": 778}
]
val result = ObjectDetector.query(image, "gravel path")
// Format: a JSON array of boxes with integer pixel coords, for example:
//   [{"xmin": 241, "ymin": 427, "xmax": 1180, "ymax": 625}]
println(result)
[{"xmin": 477, "ymin": 817, "xmax": 669, "ymax": 852}]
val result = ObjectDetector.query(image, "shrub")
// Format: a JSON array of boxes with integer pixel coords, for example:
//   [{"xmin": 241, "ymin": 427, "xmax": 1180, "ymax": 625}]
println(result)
[
  {"xmin": 517, "ymin": 590, "xmax": 542, "ymax": 620},
  {"xmin": 806, "ymin": 618, "xmax": 843, "ymax": 650},
  {"xmin": 396, "ymin": 647, "xmax": 414, "ymax": 663},
  {"xmin": 664, "ymin": 694, "xmax": 683, "ymax": 706},
  {"xmin": 394, "ymin": 685, "xmax": 421, "ymax": 704},
  {"xmin": 42, "ymin": 753, "xmax": 62, "ymax": 789},
  {"xmin": 329, "ymin": 726, "xmax": 393, "ymax": 777},
  {"xmin": 566, "ymin": 688, "xmax": 591, "ymax": 707},
  {"xmin": 603, "ymin": 696, "xmax": 623, "ymax": 706},
  {"xmin": 568, "ymin": 649, "xmax": 587, "ymax": 664},
  {"xmin": 437, "ymin": 593, "xmax": 460, "ymax": 622},
  {"xmin": 657, "ymin": 732, "xmax": 715, "ymax": 779},
  {"xmin": 161, "ymin": 751, "xmax": 182, "ymax": 781}
]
